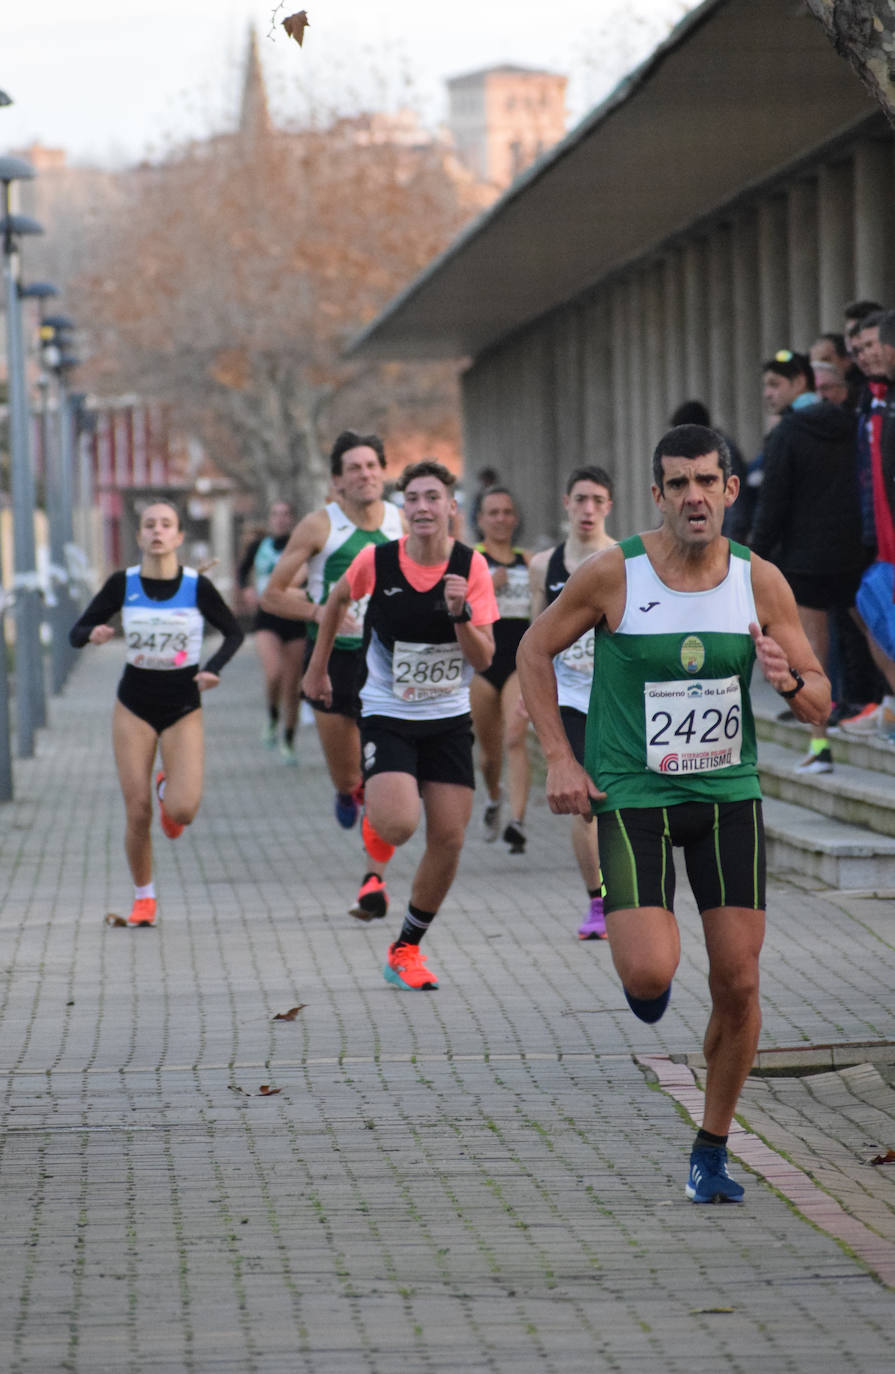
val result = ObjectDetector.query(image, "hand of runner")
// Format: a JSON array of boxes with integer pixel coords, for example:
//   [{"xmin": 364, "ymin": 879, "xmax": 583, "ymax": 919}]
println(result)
[
  {"xmin": 338, "ymin": 608, "xmax": 363, "ymax": 637},
  {"xmin": 443, "ymin": 573, "xmax": 469, "ymax": 617},
  {"xmin": 748, "ymin": 621, "xmax": 793, "ymax": 693},
  {"xmin": 302, "ymin": 666, "xmax": 332, "ymax": 709},
  {"xmin": 545, "ymin": 755, "xmax": 606, "ymax": 816},
  {"xmin": 88, "ymin": 625, "xmax": 116, "ymax": 645},
  {"xmin": 194, "ymin": 671, "xmax": 220, "ymax": 692}
]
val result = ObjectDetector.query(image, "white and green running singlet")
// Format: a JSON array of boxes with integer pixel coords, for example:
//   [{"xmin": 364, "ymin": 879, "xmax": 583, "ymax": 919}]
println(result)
[
  {"xmin": 586, "ymin": 535, "xmax": 762, "ymax": 813},
  {"xmin": 306, "ymin": 500, "xmax": 403, "ymax": 651}
]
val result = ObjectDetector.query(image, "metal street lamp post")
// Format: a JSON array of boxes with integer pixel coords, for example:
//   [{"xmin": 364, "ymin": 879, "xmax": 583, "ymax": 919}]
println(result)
[
  {"xmin": 21, "ymin": 286, "xmax": 75, "ymax": 694},
  {"xmin": 1, "ymin": 154, "xmax": 45, "ymax": 777},
  {"xmin": 33, "ymin": 306, "xmax": 79, "ymax": 692}
]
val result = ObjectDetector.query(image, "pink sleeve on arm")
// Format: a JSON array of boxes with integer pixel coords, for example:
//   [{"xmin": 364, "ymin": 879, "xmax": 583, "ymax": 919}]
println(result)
[
  {"xmin": 344, "ymin": 543, "xmax": 377, "ymax": 599},
  {"xmin": 467, "ymin": 550, "xmax": 500, "ymax": 625}
]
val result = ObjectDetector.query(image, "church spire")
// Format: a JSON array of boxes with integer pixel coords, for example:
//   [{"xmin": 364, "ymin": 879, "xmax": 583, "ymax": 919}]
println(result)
[{"xmin": 238, "ymin": 27, "xmax": 272, "ymax": 141}]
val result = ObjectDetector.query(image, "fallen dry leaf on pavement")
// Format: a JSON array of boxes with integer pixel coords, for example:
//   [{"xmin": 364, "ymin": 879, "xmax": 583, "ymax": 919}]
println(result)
[
  {"xmin": 282, "ymin": 10, "xmax": 309, "ymax": 45},
  {"xmin": 273, "ymin": 1004, "xmax": 306, "ymax": 1021},
  {"xmin": 870, "ymin": 1148, "xmax": 895, "ymax": 1165},
  {"xmin": 104, "ymin": 913, "xmax": 127, "ymax": 927}
]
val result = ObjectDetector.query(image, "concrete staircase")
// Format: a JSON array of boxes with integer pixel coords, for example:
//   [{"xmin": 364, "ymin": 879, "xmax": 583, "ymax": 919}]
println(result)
[{"xmin": 753, "ymin": 680, "xmax": 895, "ymax": 891}]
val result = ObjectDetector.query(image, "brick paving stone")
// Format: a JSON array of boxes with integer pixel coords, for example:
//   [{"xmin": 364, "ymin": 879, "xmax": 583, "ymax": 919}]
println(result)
[{"xmin": 1, "ymin": 642, "xmax": 895, "ymax": 1371}]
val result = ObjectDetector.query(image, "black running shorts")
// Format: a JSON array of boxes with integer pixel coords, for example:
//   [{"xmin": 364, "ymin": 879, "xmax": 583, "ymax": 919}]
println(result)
[
  {"xmin": 254, "ymin": 607, "xmax": 306, "ymax": 642},
  {"xmin": 596, "ymin": 799, "xmax": 766, "ymax": 916},
  {"xmin": 117, "ymin": 677, "xmax": 201, "ymax": 735},
  {"xmin": 360, "ymin": 713, "xmax": 475, "ymax": 789},
  {"xmin": 560, "ymin": 705, "xmax": 587, "ymax": 766}
]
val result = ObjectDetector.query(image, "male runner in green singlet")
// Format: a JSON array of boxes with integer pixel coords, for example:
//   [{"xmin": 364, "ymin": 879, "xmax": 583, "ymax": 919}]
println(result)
[
  {"xmin": 263, "ymin": 431, "xmax": 403, "ymax": 919},
  {"xmin": 517, "ymin": 424, "xmax": 830, "ymax": 1204}
]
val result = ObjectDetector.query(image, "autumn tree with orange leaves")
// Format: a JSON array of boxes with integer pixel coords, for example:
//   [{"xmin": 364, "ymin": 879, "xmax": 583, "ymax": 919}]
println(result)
[{"xmin": 73, "ymin": 111, "xmax": 489, "ymax": 512}]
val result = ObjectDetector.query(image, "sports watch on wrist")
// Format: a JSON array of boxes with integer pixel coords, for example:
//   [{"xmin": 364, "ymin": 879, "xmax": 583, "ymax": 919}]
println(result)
[
  {"xmin": 778, "ymin": 667, "xmax": 805, "ymax": 699},
  {"xmin": 448, "ymin": 601, "xmax": 473, "ymax": 624}
]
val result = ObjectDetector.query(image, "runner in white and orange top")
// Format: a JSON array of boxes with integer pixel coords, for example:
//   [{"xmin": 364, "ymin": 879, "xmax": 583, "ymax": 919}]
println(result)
[{"xmin": 303, "ymin": 460, "xmax": 498, "ymax": 990}]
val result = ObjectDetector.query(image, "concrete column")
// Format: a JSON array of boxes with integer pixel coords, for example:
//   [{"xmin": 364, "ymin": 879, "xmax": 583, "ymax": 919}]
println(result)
[
  {"xmin": 662, "ymin": 248, "xmax": 686, "ymax": 413},
  {"xmin": 682, "ymin": 238, "xmax": 709, "ymax": 396},
  {"xmin": 643, "ymin": 263, "xmax": 666, "ymax": 452},
  {"xmin": 787, "ymin": 178, "xmax": 819, "ymax": 351},
  {"xmin": 854, "ymin": 139, "xmax": 894, "ymax": 305},
  {"xmin": 757, "ymin": 195, "xmax": 789, "ymax": 356},
  {"xmin": 817, "ymin": 160, "xmax": 854, "ymax": 331},
  {"xmin": 610, "ymin": 280, "xmax": 632, "ymax": 523},
  {"xmin": 581, "ymin": 288, "xmax": 613, "ymax": 471},
  {"xmin": 731, "ymin": 211, "xmax": 762, "ymax": 456},
  {"xmin": 627, "ymin": 273, "xmax": 648, "ymax": 529},
  {"xmin": 707, "ymin": 224, "xmax": 734, "ymax": 430},
  {"xmin": 210, "ymin": 494, "xmax": 235, "ymax": 599}
]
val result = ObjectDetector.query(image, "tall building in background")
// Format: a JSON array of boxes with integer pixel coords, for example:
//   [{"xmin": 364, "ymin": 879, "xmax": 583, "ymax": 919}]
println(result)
[{"xmin": 447, "ymin": 65, "xmax": 567, "ymax": 190}]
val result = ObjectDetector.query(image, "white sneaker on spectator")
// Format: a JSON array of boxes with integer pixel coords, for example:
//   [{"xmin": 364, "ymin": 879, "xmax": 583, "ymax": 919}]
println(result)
[{"xmin": 795, "ymin": 746, "xmax": 833, "ymax": 774}]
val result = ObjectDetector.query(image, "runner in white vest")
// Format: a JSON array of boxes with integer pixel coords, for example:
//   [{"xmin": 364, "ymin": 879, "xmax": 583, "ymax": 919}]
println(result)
[{"xmin": 528, "ymin": 466, "xmax": 616, "ymax": 939}]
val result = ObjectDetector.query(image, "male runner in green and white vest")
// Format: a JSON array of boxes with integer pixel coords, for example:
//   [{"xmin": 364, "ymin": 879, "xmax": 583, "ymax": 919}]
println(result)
[
  {"xmin": 517, "ymin": 424, "xmax": 830, "ymax": 1204},
  {"xmin": 263, "ymin": 431, "xmax": 403, "ymax": 920}
]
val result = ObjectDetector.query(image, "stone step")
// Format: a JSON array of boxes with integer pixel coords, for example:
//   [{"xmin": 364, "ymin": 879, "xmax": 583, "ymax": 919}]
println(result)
[
  {"xmin": 762, "ymin": 795, "xmax": 895, "ymax": 891},
  {"xmin": 754, "ymin": 703, "xmax": 895, "ymax": 779},
  {"xmin": 758, "ymin": 737, "xmax": 895, "ymax": 838}
]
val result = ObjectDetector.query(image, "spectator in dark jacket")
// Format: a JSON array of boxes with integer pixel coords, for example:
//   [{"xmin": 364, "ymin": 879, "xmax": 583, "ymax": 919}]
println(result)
[{"xmin": 751, "ymin": 356, "xmax": 864, "ymax": 775}]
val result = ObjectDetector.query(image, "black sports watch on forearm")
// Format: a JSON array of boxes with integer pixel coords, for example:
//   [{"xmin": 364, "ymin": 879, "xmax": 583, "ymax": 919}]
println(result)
[
  {"xmin": 448, "ymin": 601, "xmax": 473, "ymax": 624},
  {"xmin": 778, "ymin": 667, "xmax": 805, "ymax": 700}
]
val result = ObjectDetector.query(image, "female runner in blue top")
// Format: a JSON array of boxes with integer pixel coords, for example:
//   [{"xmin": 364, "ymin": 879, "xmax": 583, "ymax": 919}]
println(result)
[{"xmin": 70, "ymin": 500, "xmax": 244, "ymax": 926}]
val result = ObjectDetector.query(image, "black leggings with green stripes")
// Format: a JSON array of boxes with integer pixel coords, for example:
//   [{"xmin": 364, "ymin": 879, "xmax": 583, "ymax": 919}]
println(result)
[{"xmin": 596, "ymin": 799, "xmax": 766, "ymax": 916}]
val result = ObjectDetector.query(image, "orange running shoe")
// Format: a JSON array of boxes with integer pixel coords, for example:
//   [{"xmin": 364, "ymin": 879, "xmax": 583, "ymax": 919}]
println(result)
[
  {"xmin": 383, "ymin": 941, "xmax": 438, "ymax": 990},
  {"xmin": 350, "ymin": 873, "xmax": 388, "ymax": 921},
  {"xmin": 155, "ymin": 771, "xmax": 184, "ymax": 839},
  {"xmin": 128, "ymin": 897, "xmax": 157, "ymax": 927}
]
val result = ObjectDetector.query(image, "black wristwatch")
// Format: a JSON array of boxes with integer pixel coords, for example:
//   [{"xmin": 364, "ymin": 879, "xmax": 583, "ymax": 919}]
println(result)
[
  {"xmin": 778, "ymin": 667, "xmax": 805, "ymax": 700},
  {"xmin": 448, "ymin": 601, "xmax": 473, "ymax": 624}
]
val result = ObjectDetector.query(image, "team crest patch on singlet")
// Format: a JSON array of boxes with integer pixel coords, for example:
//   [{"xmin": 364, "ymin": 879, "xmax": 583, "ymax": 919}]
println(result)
[{"xmin": 680, "ymin": 635, "xmax": 705, "ymax": 674}]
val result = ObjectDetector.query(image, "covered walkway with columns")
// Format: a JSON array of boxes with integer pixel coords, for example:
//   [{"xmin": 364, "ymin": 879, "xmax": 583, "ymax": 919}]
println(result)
[{"xmin": 350, "ymin": 0, "xmax": 895, "ymax": 541}]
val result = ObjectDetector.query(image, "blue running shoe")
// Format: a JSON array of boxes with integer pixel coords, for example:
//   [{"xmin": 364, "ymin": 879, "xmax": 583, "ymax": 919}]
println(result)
[
  {"xmin": 686, "ymin": 1145, "xmax": 744, "ymax": 1203},
  {"xmin": 334, "ymin": 790, "xmax": 360, "ymax": 829}
]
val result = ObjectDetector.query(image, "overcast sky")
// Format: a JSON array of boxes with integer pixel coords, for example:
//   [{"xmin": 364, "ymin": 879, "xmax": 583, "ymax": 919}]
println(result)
[{"xmin": 2, "ymin": 0, "xmax": 700, "ymax": 166}]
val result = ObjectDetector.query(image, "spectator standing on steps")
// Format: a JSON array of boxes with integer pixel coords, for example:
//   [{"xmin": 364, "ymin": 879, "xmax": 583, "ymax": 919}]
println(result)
[{"xmin": 751, "ymin": 356, "xmax": 865, "ymax": 775}]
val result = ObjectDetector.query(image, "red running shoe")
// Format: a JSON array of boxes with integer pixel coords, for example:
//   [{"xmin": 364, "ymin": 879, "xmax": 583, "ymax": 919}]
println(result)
[
  {"xmin": 350, "ymin": 873, "xmax": 388, "ymax": 921},
  {"xmin": 155, "ymin": 772, "xmax": 184, "ymax": 840},
  {"xmin": 128, "ymin": 897, "xmax": 157, "ymax": 927},
  {"xmin": 383, "ymin": 941, "xmax": 438, "ymax": 990}
]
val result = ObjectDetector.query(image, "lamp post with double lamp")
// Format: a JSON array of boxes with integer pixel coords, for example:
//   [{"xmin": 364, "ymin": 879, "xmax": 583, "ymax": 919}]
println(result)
[
  {"xmin": 1, "ymin": 156, "xmax": 48, "ymax": 757},
  {"xmin": 36, "ymin": 309, "xmax": 79, "ymax": 691},
  {"xmin": 1, "ymin": 155, "xmax": 49, "ymax": 783},
  {"xmin": 21, "ymin": 285, "xmax": 74, "ymax": 694}
]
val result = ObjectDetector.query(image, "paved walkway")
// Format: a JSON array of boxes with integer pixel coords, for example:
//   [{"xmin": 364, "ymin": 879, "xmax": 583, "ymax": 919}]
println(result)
[{"xmin": 2, "ymin": 640, "xmax": 895, "ymax": 1372}]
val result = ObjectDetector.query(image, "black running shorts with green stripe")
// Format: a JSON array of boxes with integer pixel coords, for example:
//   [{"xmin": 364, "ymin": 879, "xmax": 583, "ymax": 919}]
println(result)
[{"xmin": 596, "ymin": 799, "xmax": 766, "ymax": 916}]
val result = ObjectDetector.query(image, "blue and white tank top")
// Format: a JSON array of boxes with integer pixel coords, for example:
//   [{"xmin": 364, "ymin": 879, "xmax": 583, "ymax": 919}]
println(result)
[{"xmin": 122, "ymin": 566, "xmax": 204, "ymax": 671}]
